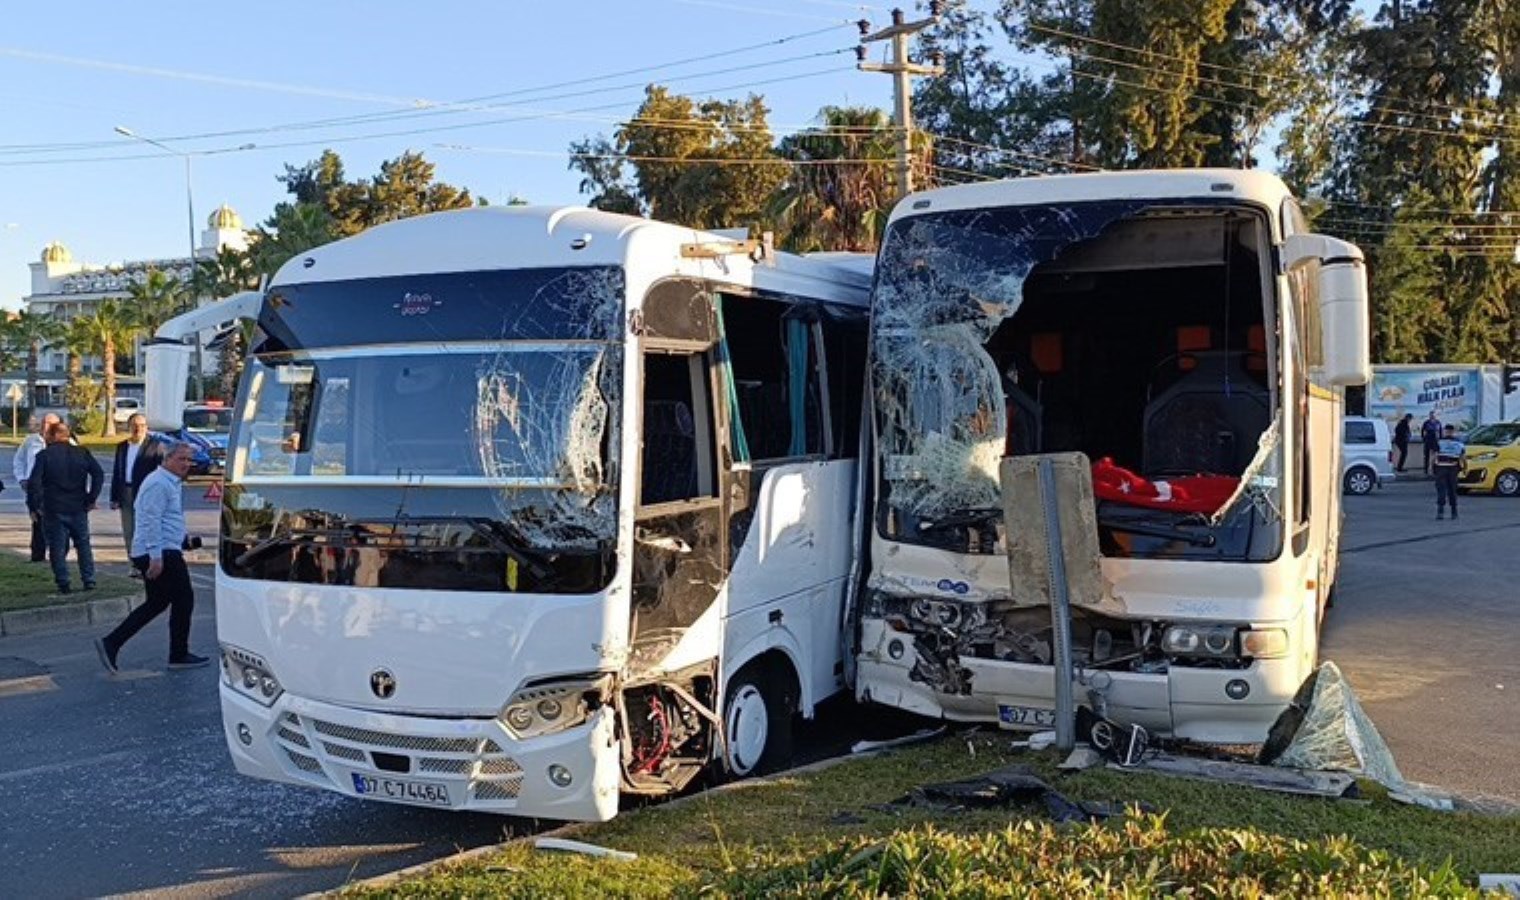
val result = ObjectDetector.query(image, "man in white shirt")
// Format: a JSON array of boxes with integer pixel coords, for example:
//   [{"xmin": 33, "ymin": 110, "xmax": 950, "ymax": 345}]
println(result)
[
  {"xmin": 95, "ymin": 441, "xmax": 210, "ymax": 672},
  {"xmin": 109, "ymin": 413, "xmax": 151, "ymax": 561},
  {"xmin": 14, "ymin": 412, "xmax": 61, "ymax": 562}
]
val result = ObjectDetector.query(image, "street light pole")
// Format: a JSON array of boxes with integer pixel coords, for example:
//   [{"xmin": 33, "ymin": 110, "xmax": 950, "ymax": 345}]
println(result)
[{"xmin": 114, "ymin": 125, "xmax": 204, "ymax": 400}]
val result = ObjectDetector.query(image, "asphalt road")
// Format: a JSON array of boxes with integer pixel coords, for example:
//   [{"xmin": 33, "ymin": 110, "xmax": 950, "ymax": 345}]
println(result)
[{"xmin": 0, "ymin": 452, "xmax": 1516, "ymax": 897}]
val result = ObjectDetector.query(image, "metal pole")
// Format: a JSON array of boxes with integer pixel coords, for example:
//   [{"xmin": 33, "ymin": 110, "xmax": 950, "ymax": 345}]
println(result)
[
  {"xmin": 1037, "ymin": 458, "xmax": 1077, "ymax": 752},
  {"xmin": 183, "ymin": 154, "xmax": 205, "ymax": 401},
  {"xmin": 892, "ymin": 30, "xmax": 913, "ymax": 197}
]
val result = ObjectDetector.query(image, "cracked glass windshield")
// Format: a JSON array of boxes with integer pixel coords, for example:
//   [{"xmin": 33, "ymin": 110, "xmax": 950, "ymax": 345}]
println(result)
[
  {"xmin": 871, "ymin": 201, "xmax": 1283, "ymax": 562},
  {"xmin": 220, "ymin": 266, "xmax": 624, "ymax": 593}
]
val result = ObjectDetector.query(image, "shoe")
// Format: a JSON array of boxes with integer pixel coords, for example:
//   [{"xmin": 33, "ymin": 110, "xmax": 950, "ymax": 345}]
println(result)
[
  {"xmin": 57, "ymin": 584, "xmax": 72, "ymax": 595},
  {"xmin": 1436, "ymin": 512, "xmax": 1445, "ymax": 520},
  {"xmin": 83, "ymin": 582, "xmax": 96, "ymax": 591},
  {"xmin": 95, "ymin": 637, "xmax": 120, "ymax": 674},
  {"xmin": 1451, "ymin": 511, "xmax": 1458, "ymax": 520},
  {"xmin": 168, "ymin": 653, "xmax": 211, "ymax": 670},
  {"xmin": 128, "ymin": 570, "xmax": 143, "ymax": 580}
]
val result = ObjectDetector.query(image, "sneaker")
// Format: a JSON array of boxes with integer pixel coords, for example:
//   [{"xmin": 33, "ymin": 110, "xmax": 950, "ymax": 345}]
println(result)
[
  {"xmin": 168, "ymin": 653, "xmax": 212, "ymax": 670},
  {"xmin": 95, "ymin": 637, "xmax": 120, "ymax": 674}
]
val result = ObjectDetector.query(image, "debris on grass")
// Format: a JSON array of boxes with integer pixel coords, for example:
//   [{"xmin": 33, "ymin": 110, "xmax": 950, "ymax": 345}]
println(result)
[{"xmin": 533, "ymin": 837, "xmax": 637, "ymax": 862}]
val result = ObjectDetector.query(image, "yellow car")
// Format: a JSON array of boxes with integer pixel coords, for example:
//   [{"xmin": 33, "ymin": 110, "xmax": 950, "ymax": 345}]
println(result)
[{"xmin": 1459, "ymin": 422, "xmax": 1520, "ymax": 496}]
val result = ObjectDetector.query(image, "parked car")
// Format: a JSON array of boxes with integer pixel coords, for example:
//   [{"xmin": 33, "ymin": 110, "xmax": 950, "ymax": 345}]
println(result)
[
  {"xmin": 108, "ymin": 396, "xmax": 143, "ymax": 425},
  {"xmin": 170, "ymin": 402, "xmax": 233, "ymax": 476},
  {"xmin": 1342, "ymin": 415, "xmax": 1395, "ymax": 495},
  {"xmin": 1458, "ymin": 421, "xmax": 1520, "ymax": 496}
]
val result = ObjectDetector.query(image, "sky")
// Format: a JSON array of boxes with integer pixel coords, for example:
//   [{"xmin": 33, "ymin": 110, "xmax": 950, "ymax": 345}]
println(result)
[{"xmin": 0, "ymin": 0, "xmax": 902, "ymax": 309}]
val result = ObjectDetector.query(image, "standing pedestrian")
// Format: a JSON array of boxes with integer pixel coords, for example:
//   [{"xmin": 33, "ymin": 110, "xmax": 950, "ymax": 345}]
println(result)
[
  {"xmin": 1420, "ymin": 411, "xmax": 1442, "ymax": 474},
  {"xmin": 95, "ymin": 441, "xmax": 210, "ymax": 671},
  {"xmin": 1433, "ymin": 424, "xmax": 1465, "ymax": 520},
  {"xmin": 13, "ymin": 412, "xmax": 62, "ymax": 562},
  {"xmin": 25, "ymin": 421, "xmax": 103, "ymax": 594},
  {"xmin": 1392, "ymin": 413, "xmax": 1412, "ymax": 472},
  {"xmin": 110, "ymin": 413, "xmax": 151, "ymax": 571}
]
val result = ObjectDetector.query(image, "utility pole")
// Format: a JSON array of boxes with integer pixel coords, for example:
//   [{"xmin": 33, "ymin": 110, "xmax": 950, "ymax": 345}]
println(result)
[{"xmin": 857, "ymin": 5, "xmax": 943, "ymax": 199}]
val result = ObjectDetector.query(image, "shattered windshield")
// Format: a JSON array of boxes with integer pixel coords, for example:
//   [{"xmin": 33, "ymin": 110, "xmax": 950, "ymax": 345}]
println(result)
[
  {"xmin": 870, "ymin": 201, "xmax": 1283, "ymax": 562},
  {"xmin": 220, "ymin": 266, "xmax": 624, "ymax": 593}
]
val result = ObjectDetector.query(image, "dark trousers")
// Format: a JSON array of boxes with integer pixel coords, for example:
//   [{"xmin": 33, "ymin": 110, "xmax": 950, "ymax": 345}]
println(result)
[
  {"xmin": 43, "ymin": 511, "xmax": 95, "ymax": 589},
  {"xmin": 26, "ymin": 501, "xmax": 46, "ymax": 561},
  {"xmin": 1394, "ymin": 441, "xmax": 1409, "ymax": 471},
  {"xmin": 1435, "ymin": 466, "xmax": 1459, "ymax": 513},
  {"xmin": 104, "ymin": 551, "xmax": 194, "ymax": 660},
  {"xmin": 1423, "ymin": 442, "xmax": 1438, "ymax": 473}
]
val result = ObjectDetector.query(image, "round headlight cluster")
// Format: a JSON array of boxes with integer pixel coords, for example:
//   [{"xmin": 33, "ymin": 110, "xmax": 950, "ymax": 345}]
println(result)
[
  {"xmin": 505, "ymin": 707, "xmax": 533, "ymax": 731},
  {"xmin": 537, "ymin": 698, "xmax": 563, "ymax": 721}
]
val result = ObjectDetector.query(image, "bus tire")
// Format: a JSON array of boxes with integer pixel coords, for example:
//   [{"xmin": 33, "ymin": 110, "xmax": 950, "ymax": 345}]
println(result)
[{"xmin": 722, "ymin": 662, "xmax": 795, "ymax": 779}]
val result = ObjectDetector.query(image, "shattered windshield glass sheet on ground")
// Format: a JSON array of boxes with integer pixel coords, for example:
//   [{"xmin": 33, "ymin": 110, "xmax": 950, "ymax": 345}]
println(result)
[
  {"xmin": 221, "ymin": 266, "xmax": 625, "ymax": 592},
  {"xmin": 871, "ymin": 201, "xmax": 1156, "ymax": 524}
]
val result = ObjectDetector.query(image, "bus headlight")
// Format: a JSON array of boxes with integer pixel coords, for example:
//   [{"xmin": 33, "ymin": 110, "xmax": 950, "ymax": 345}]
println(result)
[
  {"xmin": 500, "ymin": 677, "xmax": 606, "ymax": 739},
  {"xmin": 221, "ymin": 644, "xmax": 282, "ymax": 707},
  {"xmin": 1162, "ymin": 625, "xmax": 1237, "ymax": 658}
]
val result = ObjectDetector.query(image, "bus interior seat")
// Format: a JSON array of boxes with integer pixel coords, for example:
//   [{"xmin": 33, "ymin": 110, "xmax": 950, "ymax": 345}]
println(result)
[
  {"xmin": 642, "ymin": 400, "xmax": 697, "ymax": 502},
  {"xmin": 1141, "ymin": 351, "xmax": 1270, "ymax": 477}
]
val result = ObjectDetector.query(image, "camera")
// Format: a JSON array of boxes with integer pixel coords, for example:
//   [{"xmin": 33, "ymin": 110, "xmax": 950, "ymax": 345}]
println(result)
[{"xmin": 182, "ymin": 535, "xmax": 204, "ymax": 551}]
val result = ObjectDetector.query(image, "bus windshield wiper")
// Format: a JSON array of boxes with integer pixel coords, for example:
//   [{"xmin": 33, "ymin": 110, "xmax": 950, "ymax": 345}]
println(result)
[
  {"xmin": 1096, "ymin": 510, "xmax": 1217, "ymax": 547},
  {"xmin": 917, "ymin": 506, "xmax": 1003, "ymax": 531}
]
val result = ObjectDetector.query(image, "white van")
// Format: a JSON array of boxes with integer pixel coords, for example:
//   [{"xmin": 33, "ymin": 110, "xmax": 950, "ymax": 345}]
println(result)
[{"xmin": 1342, "ymin": 416, "xmax": 1395, "ymax": 494}]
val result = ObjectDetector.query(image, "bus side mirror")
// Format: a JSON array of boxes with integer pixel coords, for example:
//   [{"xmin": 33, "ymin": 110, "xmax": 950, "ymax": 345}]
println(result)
[{"xmin": 1284, "ymin": 234, "xmax": 1371, "ymax": 388}]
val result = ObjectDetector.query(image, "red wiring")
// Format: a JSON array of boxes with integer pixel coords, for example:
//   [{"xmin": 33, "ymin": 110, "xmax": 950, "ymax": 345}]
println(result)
[{"xmin": 631, "ymin": 696, "xmax": 671, "ymax": 775}]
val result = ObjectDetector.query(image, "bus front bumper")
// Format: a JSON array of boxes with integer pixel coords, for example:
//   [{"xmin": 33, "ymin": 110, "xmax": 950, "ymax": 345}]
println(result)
[
  {"xmin": 855, "ymin": 620, "xmax": 1303, "ymax": 745},
  {"xmin": 220, "ymin": 685, "xmax": 621, "ymax": 821}
]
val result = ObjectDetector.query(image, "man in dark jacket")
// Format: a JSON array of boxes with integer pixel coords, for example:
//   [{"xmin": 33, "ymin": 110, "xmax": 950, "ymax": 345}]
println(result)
[
  {"xmin": 26, "ymin": 421, "xmax": 104, "ymax": 593},
  {"xmin": 110, "ymin": 413, "xmax": 151, "ymax": 559},
  {"xmin": 1392, "ymin": 413, "xmax": 1412, "ymax": 472}
]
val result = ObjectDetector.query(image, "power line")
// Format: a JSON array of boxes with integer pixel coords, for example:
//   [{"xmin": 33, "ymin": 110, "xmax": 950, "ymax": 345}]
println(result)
[
  {"xmin": 0, "ymin": 25, "xmax": 857, "ymax": 156},
  {"xmin": 1023, "ymin": 21, "xmax": 1510, "ymax": 131},
  {"xmin": 0, "ymin": 63, "xmax": 859, "ymax": 168}
]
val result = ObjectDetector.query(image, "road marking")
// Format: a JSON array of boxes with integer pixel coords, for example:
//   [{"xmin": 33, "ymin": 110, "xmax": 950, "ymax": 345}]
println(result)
[
  {"xmin": 0, "ymin": 749, "xmax": 135, "ymax": 782},
  {"xmin": 0, "ymin": 674, "xmax": 57, "ymax": 697},
  {"xmin": 1343, "ymin": 521, "xmax": 1520, "ymax": 554}
]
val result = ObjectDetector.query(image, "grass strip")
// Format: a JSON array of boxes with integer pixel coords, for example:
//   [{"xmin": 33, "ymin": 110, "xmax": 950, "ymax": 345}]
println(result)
[
  {"xmin": 0, "ymin": 548, "xmax": 139, "ymax": 612},
  {"xmin": 347, "ymin": 734, "xmax": 1520, "ymax": 898}
]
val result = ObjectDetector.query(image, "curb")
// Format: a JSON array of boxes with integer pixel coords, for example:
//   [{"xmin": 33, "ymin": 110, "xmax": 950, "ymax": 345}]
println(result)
[
  {"xmin": 314, "ymin": 749, "xmax": 890, "ymax": 897},
  {"xmin": 0, "ymin": 593, "xmax": 143, "ymax": 637}
]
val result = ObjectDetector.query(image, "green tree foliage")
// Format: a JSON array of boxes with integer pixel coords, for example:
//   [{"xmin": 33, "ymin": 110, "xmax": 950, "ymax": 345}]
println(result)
[
  {"xmin": 252, "ymin": 202, "xmax": 336, "ymax": 278},
  {"xmin": 769, "ymin": 107, "xmax": 901, "ymax": 251},
  {"xmin": 124, "ymin": 269, "xmax": 191, "ymax": 345},
  {"xmin": 78, "ymin": 299, "xmax": 140, "ymax": 436},
  {"xmin": 1, "ymin": 311, "xmax": 64, "ymax": 407},
  {"xmin": 569, "ymin": 85, "xmax": 786, "ymax": 229}
]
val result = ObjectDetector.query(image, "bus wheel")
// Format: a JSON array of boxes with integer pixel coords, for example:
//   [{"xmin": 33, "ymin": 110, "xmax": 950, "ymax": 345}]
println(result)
[
  {"xmin": 1495, "ymin": 470, "xmax": 1520, "ymax": 497},
  {"xmin": 723, "ymin": 665, "xmax": 794, "ymax": 778}
]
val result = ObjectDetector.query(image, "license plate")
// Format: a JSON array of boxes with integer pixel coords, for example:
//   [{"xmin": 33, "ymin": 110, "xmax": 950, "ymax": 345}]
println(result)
[
  {"xmin": 998, "ymin": 704, "xmax": 1056, "ymax": 729},
  {"xmin": 349, "ymin": 772, "xmax": 452, "ymax": 807}
]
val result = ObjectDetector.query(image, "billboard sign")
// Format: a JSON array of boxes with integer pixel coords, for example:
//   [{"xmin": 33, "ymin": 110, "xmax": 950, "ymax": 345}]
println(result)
[{"xmin": 1369, "ymin": 368, "xmax": 1481, "ymax": 432}]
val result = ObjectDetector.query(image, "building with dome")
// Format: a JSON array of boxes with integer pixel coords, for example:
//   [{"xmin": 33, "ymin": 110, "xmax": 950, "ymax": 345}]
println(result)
[{"xmin": 16, "ymin": 206, "xmax": 250, "ymax": 406}]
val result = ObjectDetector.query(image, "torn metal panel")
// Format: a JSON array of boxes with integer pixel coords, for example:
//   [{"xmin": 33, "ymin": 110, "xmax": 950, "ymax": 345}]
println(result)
[
  {"xmin": 871, "ymin": 202, "xmax": 1157, "ymax": 521},
  {"xmin": 1121, "ymin": 753, "xmax": 1356, "ymax": 798},
  {"xmin": 999, "ymin": 452, "xmax": 1124, "ymax": 615}
]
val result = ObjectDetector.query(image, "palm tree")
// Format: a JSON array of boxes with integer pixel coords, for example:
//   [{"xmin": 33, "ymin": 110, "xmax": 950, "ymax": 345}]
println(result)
[
  {"xmin": 768, "ymin": 107, "xmax": 903, "ymax": 252},
  {"xmin": 80, "ymin": 299, "xmax": 141, "ymax": 436},
  {"xmin": 126, "ymin": 269, "xmax": 192, "ymax": 340},
  {"xmin": 4, "ymin": 310, "xmax": 65, "ymax": 408},
  {"xmin": 194, "ymin": 246, "xmax": 258, "ymax": 300},
  {"xmin": 252, "ymin": 202, "xmax": 335, "ymax": 278}
]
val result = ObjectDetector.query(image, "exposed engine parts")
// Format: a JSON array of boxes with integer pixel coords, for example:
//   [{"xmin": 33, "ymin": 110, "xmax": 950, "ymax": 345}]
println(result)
[
  {"xmin": 618, "ymin": 662, "xmax": 718, "ymax": 795},
  {"xmin": 873, "ymin": 590, "xmax": 1253, "ymax": 695}
]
